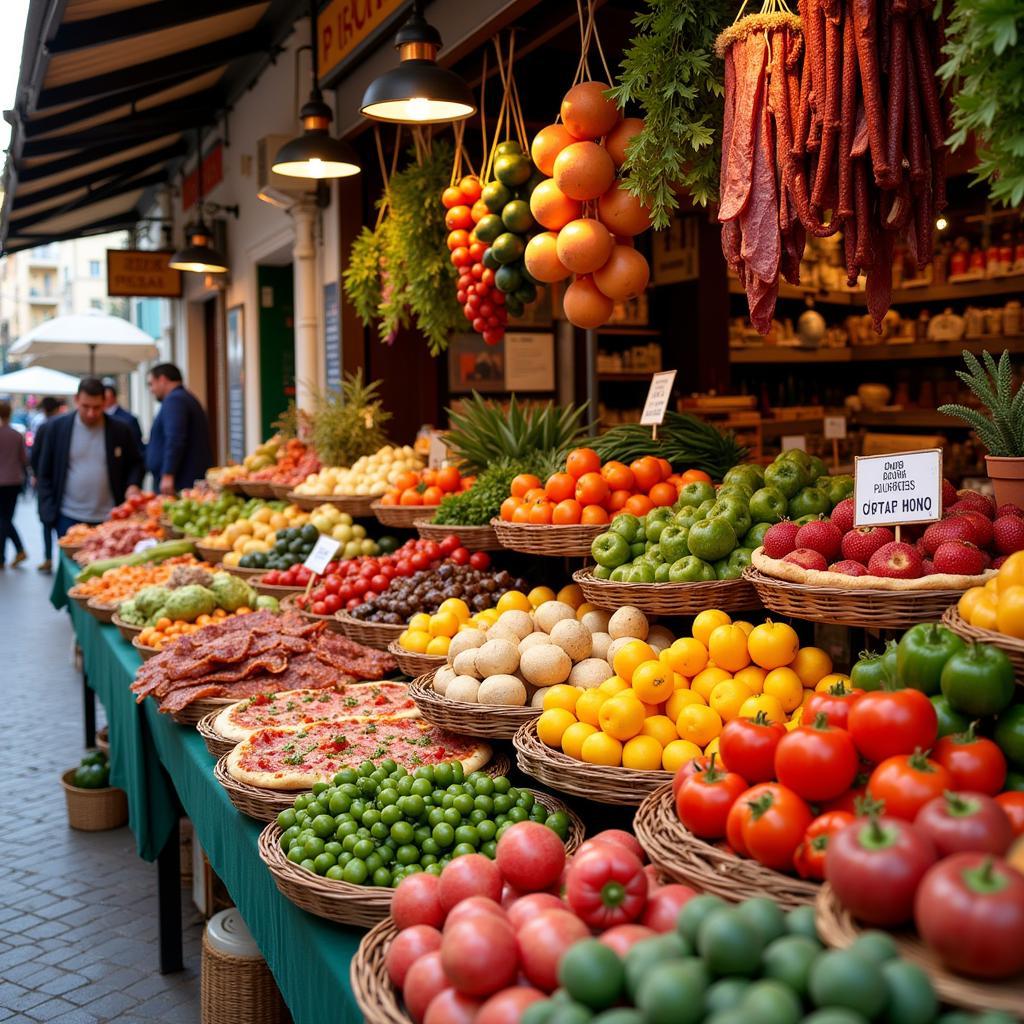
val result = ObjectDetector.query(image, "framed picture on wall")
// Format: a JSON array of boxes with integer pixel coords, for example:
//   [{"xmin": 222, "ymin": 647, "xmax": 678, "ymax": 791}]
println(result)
[
  {"xmin": 226, "ymin": 305, "xmax": 245, "ymax": 464},
  {"xmin": 447, "ymin": 334, "xmax": 507, "ymax": 393}
]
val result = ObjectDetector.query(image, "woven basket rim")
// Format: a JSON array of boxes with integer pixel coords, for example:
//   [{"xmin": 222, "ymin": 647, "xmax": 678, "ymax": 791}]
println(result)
[
  {"xmin": 195, "ymin": 541, "xmax": 229, "ymax": 559},
  {"xmin": 743, "ymin": 565, "xmax": 970, "ymax": 600},
  {"xmin": 412, "ymin": 520, "xmax": 502, "ymax": 551},
  {"xmin": 335, "ymin": 611, "xmax": 405, "ymax": 637},
  {"xmin": 943, "ymin": 604, "xmax": 1024, "ymax": 654},
  {"xmin": 351, "ymin": 920, "xmax": 409, "ymax": 1024},
  {"xmin": 196, "ymin": 711, "xmax": 236, "ymax": 757},
  {"xmin": 410, "ymin": 672, "xmax": 542, "ymax": 738},
  {"xmin": 386, "ymin": 641, "xmax": 446, "ymax": 678},
  {"xmin": 574, "ymin": 566, "xmax": 755, "ymax": 596}
]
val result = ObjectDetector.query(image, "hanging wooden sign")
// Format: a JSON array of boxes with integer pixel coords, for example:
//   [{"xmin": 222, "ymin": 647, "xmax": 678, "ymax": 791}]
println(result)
[{"xmin": 106, "ymin": 251, "xmax": 182, "ymax": 298}]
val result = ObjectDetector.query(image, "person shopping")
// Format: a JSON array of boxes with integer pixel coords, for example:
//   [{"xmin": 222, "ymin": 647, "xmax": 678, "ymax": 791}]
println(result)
[
  {"xmin": 30, "ymin": 396, "xmax": 66, "ymax": 572},
  {"xmin": 102, "ymin": 378, "xmax": 144, "ymax": 455},
  {"xmin": 146, "ymin": 363, "xmax": 213, "ymax": 495},
  {"xmin": 0, "ymin": 401, "xmax": 28, "ymax": 568}
]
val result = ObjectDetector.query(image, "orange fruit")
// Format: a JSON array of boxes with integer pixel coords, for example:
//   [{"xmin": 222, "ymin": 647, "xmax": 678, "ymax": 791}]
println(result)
[
  {"xmin": 543, "ymin": 684, "xmax": 581, "ymax": 713},
  {"xmin": 581, "ymin": 504, "xmax": 609, "ymax": 525},
  {"xmin": 997, "ymin": 551, "xmax": 1024, "ymax": 591},
  {"xmin": 599, "ymin": 675, "xmax": 630, "ymax": 696},
  {"xmin": 605, "ymin": 117, "xmax": 644, "ymax": 167},
  {"xmin": 530, "ymin": 179, "xmax": 583, "ymax": 231},
  {"xmin": 958, "ymin": 586, "xmax": 985, "ymax": 621},
  {"xmin": 511, "ymin": 474, "xmax": 542, "ymax": 498},
  {"xmin": 997, "ymin": 585, "xmax": 1024, "ymax": 639},
  {"xmin": 734, "ymin": 665, "xmax": 767, "ymax": 695},
  {"xmin": 790, "ymin": 647, "xmax": 833, "ymax": 688},
  {"xmin": 641, "ymin": 715, "xmax": 679, "ymax": 748},
  {"xmin": 692, "ymin": 610, "xmax": 732, "ymax": 648},
  {"xmin": 580, "ymin": 731, "xmax": 622, "ymax": 767},
  {"xmin": 612, "ymin": 639, "xmax": 657, "ymax": 683},
  {"xmin": 531, "ymin": 123, "xmax": 576, "ymax": 176},
  {"xmin": 707, "ymin": 624, "xmax": 752, "ymax": 673},
  {"xmin": 561, "ymin": 81, "xmax": 620, "ymax": 140},
  {"xmin": 557, "ymin": 218, "xmax": 615, "ymax": 276},
  {"xmin": 597, "ymin": 182, "xmax": 653, "ymax": 236},
  {"xmin": 747, "ymin": 621, "xmax": 800, "ymax": 670},
  {"xmin": 691, "ymin": 666, "xmax": 733, "ymax": 703},
  {"xmin": 739, "ymin": 693, "xmax": 787, "ymax": 724},
  {"xmin": 561, "ymin": 721, "xmax": 598, "ymax": 760},
  {"xmin": 665, "ymin": 637, "xmax": 709, "ymax": 678},
  {"xmin": 709, "ymin": 679, "xmax": 754, "ymax": 722},
  {"xmin": 524, "ymin": 231, "xmax": 572, "ymax": 283},
  {"xmin": 575, "ymin": 688, "xmax": 610, "ymax": 726},
  {"xmin": 647, "ymin": 480, "xmax": 677, "ymax": 508},
  {"xmin": 599, "ymin": 694, "xmax": 646, "ymax": 741},
  {"xmin": 676, "ymin": 704, "xmax": 723, "ymax": 748},
  {"xmin": 566, "ymin": 447, "xmax": 601, "ymax": 479},
  {"xmin": 537, "ymin": 708, "xmax": 577, "ymax": 748},
  {"xmin": 666, "ymin": 689, "xmax": 706, "ymax": 722},
  {"xmin": 622, "ymin": 735, "xmax": 664, "ymax": 771},
  {"xmin": 552, "ymin": 499, "xmax": 583, "ymax": 525},
  {"xmin": 663, "ymin": 739, "xmax": 703, "ymax": 773},
  {"xmin": 623, "ymin": 494, "xmax": 655, "ymax": 517},
  {"xmin": 815, "ymin": 672, "xmax": 852, "ymax": 693},
  {"xmin": 763, "ymin": 667, "xmax": 804, "ymax": 713},
  {"xmin": 554, "ymin": 142, "xmax": 616, "ymax": 202},
  {"xmin": 631, "ymin": 661, "xmax": 674, "ymax": 704}
]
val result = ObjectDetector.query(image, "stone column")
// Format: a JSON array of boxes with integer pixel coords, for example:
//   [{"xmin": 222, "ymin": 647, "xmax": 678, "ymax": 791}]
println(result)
[{"xmin": 290, "ymin": 198, "xmax": 321, "ymax": 410}]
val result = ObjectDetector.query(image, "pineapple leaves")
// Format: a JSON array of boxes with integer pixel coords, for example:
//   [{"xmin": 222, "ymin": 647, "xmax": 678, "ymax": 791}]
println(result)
[
  {"xmin": 939, "ymin": 349, "xmax": 1024, "ymax": 457},
  {"xmin": 311, "ymin": 371, "xmax": 392, "ymax": 467}
]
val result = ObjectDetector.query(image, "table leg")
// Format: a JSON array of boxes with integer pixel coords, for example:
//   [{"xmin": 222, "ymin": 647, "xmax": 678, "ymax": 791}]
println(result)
[
  {"xmin": 157, "ymin": 817, "xmax": 184, "ymax": 974},
  {"xmin": 82, "ymin": 670, "xmax": 96, "ymax": 749}
]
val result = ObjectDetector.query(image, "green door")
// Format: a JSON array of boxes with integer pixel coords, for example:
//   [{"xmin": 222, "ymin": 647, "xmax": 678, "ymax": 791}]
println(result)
[{"xmin": 258, "ymin": 264, "xmax": 295, "ymax": 439}]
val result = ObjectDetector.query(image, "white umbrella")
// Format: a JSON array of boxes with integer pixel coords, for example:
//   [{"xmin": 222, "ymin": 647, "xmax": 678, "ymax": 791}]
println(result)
[
  {"xmin": 9, "ymin": 309, "xmax": 160, "ymax": 375},
  {"xmin": 0, "ymin": 365, "xmax": 81, "ymax": 396}
]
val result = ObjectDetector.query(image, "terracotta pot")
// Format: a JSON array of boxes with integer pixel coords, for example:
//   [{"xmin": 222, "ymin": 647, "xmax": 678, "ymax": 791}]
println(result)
[{"xmin": 985, "ymin": 456, "xmax": 1024, "ymax": 508}]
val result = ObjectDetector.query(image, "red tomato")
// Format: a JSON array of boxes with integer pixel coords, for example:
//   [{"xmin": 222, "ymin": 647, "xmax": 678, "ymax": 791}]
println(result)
[
  {"xmin": 933, "ymin": 727, "xmax": 1008, "ymax": 796},
  {"xmin": 323, "ymin": 593, "xmax": 342, "ymax": 613},
  {"xmin": 773, "ymin": 715, "xmax": 859, "ymax": 802},
  {"xmin": 792, "ymin": 811, "xmax": 855, "ymax": 881},
  {"xmin": 424, "ymin": 989, "xmax": 482, "ymax": 1024},
  {"xmin": 914, "ymin": 791, "xmax": 1014, "ymax": 857},
  {"xmin": 576, "ymin": 829, "xmax": 647, "ymax": 864},
  {"xmin": 506, "ymin": 892, "xmax": 565, "ymax": 931},
  {"xmin": 545, "ymin": 472, "xmax": 577, "ymax": 502},
  {"xmin": 515, "ymin": 909, "xmax": 590, "ymax": 991},
  {"xmin": 737, "ymin": 782, "xmax": 813, "ymax": 871},
  {"xmin": 848, "ymin": 689, "xmax": 938, "ymax": 763},
  {"xmin": 915, "ymin": 853, "xmax": 1024, "ymax": 979},
  {"xmin": 421, "ymin": 540, "xmax": 441, "ymax": 561},
  {"xmin": 825, "ymin": 815, "xmax": 937, "ymax": 925},
  {"xmin": 718, "ymin": 713, "xmax": 785, "ymax": 784},
  {"xmin": 476, "ymin": 987, "xmax": 546, "ymax": 1024},
  {"xmin": 996, "ymin": 792, "xmax": 1024, "ymax": 836},
  {"xmin": 386, "ymin": 925, "xmax": 442, "ymax": 987},
  {"xmin": 867, "ymin": 751, "xmax": 953, "ymax": 821},
  {"xmin": 640, "ymin": 884, "xmax": 696, "ymax": 932},
  {"xmin": 441, "ymin": 916, "xmax": 517, "ymax": 996},
  {"xmin": 438, "ymin": 534, "xmax": 461, "ymax": 556},
  {"xmin": 495, "ymin": 821, "xmax": 566, "ymax": 892},
  {"xmin": 674, "ymin": 757, "xmax": 749, "ymax": 839},
  {"xmin": 565, "ymin": 843, "xmax": 648, "ymax": 929},
  {"xmin": 725, "ymin": 796, "xmax": 750, "ymax": 857},
  {"xmin": 575, "ymin": 471, "xmax": 610, "ymax": 507},
  {"xmin": 444, "ymin": 896, "xmax": 507, "ymax": 930},
  {"xmin": 630, "ymin": 456, "xmax": 663, "ymax": 493},
  {"xmin": 469, "ymin": 551, "xmax": 490, "ymax": 570},
  {"xmin": 392, "ymin": 872, "xmax": 445, "ymax": 929},
  {"xmin": 403, "ymin": 951, "xmax": 451, "ymax": 1024},
  {"xmin": 820, "ymin": 781, "xmax": 868, "ymax": 815},
  {"xmin": 599, "ymin": 924, "xmax": 657, "ymax": 956},
  {"xmin": 449, "ymin": 547, "xmax": 470, "ymax": 566},
  {"xmin": 672, "ymin": 756, "xmax": 711, "ymax": 798},
  {"xmin": 438, "ymin": 854, "xmax": 503, "ymax": 913},
  {"xmin": 804, "ymin": 684, "xmax": 864, "ymax": 731},
  {"xmin": 600, "ymin": 461, "xmax": 634, "ymax": 492}
]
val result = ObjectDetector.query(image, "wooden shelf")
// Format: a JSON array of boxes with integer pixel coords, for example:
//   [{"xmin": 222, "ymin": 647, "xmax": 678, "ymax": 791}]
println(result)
[
  {"xmin": 728, "ymin": 274, "xmax": 1024, "ymax": 306},
  {"xmin": 596, "ymin": 326, "xmax": 661, "ymax": 337},
  {"xmin": 597, "ymin": 371, "xmax": 659, "ymax": 381},
  {"xmin": 731, "ymin": 347, "xmax": 851, "ymax": 364},
  {"xmin": 731, "ymin": 336, "xmax": 1024, "ymax": 365},
  {"xmin": 728, "ymin": 280, "xmax": 863, "ymax": 304},
  {"xmin": 852, "ymin": 411, "xmax": 966, "ymax": 429}
]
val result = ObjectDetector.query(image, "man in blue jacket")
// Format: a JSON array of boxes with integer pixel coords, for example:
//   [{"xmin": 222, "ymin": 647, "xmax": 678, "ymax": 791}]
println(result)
[
  {"xmin": 146, "ymin": 363, "xmax": 214, "ymax": 495},
  {"xmin": 102, "ymin": 378, "xmax": 144, "ymax": 456}
]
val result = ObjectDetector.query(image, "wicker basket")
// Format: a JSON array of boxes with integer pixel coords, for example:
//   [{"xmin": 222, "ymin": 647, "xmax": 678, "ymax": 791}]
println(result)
[
  {"xmin": 58, "ymin": 539, "xmax": 85, "ymax": 556},
  {"xmin": 197, "ymin": 712, "xmax": 236, "ymax": 759},
  {"xmin": 372, "ymin": 502, "xmax": 441, "ymax": 529},
  {"xmin": 351, "ymin": 920, "xmax": 410, "ymax": 1024},
  {"xmin": 201, "ymin": 925, "xmax": 288, "ymax": 1024},
  {"xmin": 131, "ymin": 636, "xmax": 161, "ymax": 661},
  {"xmin": 414, "ymin": 520, "xmax": 501, "ymax": 552},
  {"xmin": 491, "ymin": 518, "xmax": 604, "ymax": 558},
  {"xmin": 251, "ymin": 577, "xmax": 307, "ymax": 599},
  {"xmin": 411, "ymin": 673, "xmax": 542, "ymax": 739},
  {"xmin": 85, "ymin": 598, "xmax": 118, "ymax": 623},
  {"xmin": 335, "ymin": 612, "xmax": 404, "ymax": 651},
  {"xmin": 96, "ymin": 726, "xmax": 110, "ymax": 755},
  {"xmin": 259, "ymin": 788, "xmax": 583, "ymax": 927},
  {"xmin": 220, "ymin": 563, "xmax": 265, "ymax": 580},
  {"xmin": 573, "ymin": 568, "xmax": 759, "ymax": 615},
  {"xmin": 634, "ymin": 784, "xmax": 818, "ymax": 909},
  {"xmin": 271, "ymin": 482, "xmax": 294, "ymax": 500},
  {"xmin": 744, "ymin": 567, "xmax": 965, "ymax": 628},
  {"xmin": 815, "ymin": 885, "xmax": 1024, "ymax": 1014},
  {"xmin": 386, "ymin": 642, "xmax": 446, "ymax": 679},
  {"xmin": 514, "ymin": 720, "xmax": 671, "ymax": 805},
  {"xmin": 942, "ymin": 606, "xmax": 1024, "ymax": 683},
  {"xmin": 278, "ymin": 595, "xmax": 347, "ymax": 633},
  {"xmin": 170, "ymin": 696, "xmax": 234, "ymax": 728},
  {"xmin": 68, "ymin": 589, "xmax": 93, "ymax": 613},
  {"xmin": 287, "ymin": 491, "xmax": 377, "ymax": 517},
  {"xmin": 238, "ymin": 479, "xmax": 276, "ymax": 499},
  {"xmin": 61, "ymin": 769, "xmax": 128, "ymax": 831},
  {"xmin": 111, "ymin": 613, "xmax": 144, "ymax": 641},
  {"xmin": 195, "ymin": 542, "xmax": 228, "ymax": 564}
]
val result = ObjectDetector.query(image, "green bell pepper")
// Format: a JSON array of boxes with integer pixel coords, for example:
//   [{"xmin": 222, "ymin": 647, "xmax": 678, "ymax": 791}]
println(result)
[
  {"xmin": 591, "ymin": 531, "xmax": 631, "ymax": 568},
  {"xmin": 931, "ymin": 695, "xmax": 971, "ymax": 739},
  {"xmin": 940, "ymin": 643, "xmax": 1016, "ymax": 718},
  {"xmin": 896, "ymin": 623, "xmax": 966, "ymax": 696},
  {"xmin": 994, "ymin": 705, "xmax": 1024, "ymax": 770}
]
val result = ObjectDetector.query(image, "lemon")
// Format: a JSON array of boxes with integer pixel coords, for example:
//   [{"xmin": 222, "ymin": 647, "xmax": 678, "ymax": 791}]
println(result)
[
  {"xmin": 528, "ymin": 586, "xmax": 556, "ymax": 608},
  {"xmin": 496, "ymin": 591, "xmax": 531, "ymax": 614}
]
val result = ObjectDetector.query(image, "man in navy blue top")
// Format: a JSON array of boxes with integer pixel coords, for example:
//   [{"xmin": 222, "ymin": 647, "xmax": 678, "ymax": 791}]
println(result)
[
  {"xmin": 146, "ymin": 363, "xmax": 213, "ymax": 495},
  {"xmin": 102, "ymin": 378, "xmax": 144, "ymax": 456}
]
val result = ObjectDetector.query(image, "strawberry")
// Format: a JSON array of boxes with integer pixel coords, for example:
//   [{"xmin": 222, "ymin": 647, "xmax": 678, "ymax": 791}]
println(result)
[
  {"xmin": 953, "ymin": 510, "xmax": 994, "ymax": 549},
  {"xmin": 932, "ymin": 540, "xmax": 987, "ymax": 576},
  {"xmin": 829, "ymin": 559, "xmax": 868, "ymax": 576},
  {"xmin": 795, "ymin": 520, "xmax": 843, "ymax": 561},
  {"xmin": 941, "ymin": 478, "xmax": 958, "ymax": 509},
  {"xmin": 784, "ymin": 548, "xmax": 828, "ymax": 571},
  {"xmin": 922, "ymin": 516, "xmax": 976, "ymax": 556},
  {"xmin": 993, "ymin": 513, "xmax": 1024, "ymax": 555},
  {"xmin": 841, "ymin": 525, "xmax": 895, "ymax": 564},
  {"xmin": 763, "ymin": 521, "xmax": 801, "ymax": 559},
  {"xmin": 952, "ymin": 490, "xmax": 996, "ymax": 518},
  {"xmin": 830, "ymin": 497, "xmax": 855, "ymax": 534},
  {"xmin": 996, "ymin": 504, "xmax": 1024, "ymax": 519},
  {"xmin": 922, "ymin": 559, "xmax": 936, "ymax": 575},
  {"xmin": 867, "ymin": 541, "xmax": 925, "ymax": 579}
]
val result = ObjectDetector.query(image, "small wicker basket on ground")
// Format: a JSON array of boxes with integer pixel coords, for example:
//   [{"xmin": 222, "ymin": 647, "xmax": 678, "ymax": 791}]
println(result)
[
  {"xmin": 634, "ymin": 784, "xmax": 818, "ymax": 909},
  {"xmin": 197, "ymin": 712, "xmax": 235, "ymax": 758},
  {"xmin": 287, "ymin": 491, "xmax": 377, "ymax": 517},
  {"xmin": 942, "ymin": 606, "xmax": 1024, "ymax": 683},
  {"xmin": 387, "ymin": 641, "xmax": 446, "ymax": 679},
  {"xmin": 334, "ymin": 612, "xmax": 404, "ymax": 651},
  {"xmin": 112, "ymin": 613, "xmax": 144, "ymax": 640},
  {"xmin": 491, "ymin": 519, "xmax": 604, "ymax": 558},
  {"xmin": 514, "ymin": 720, "xmax": 671, "ymax": 805},
  {"xmin": 195, "ymin": 542, "xmax": 228, "ymax": 564},
  {"xmin": 372, "ymin": 502, "xmax": 440, "ymax": 529},
  {"xmin": 744, "ymin": 567, "xmax": 963, "ymax": 629},
  {"xmin": 351, "ymin": 920, "xmax": 409, "ymax": 1024},
  {"xmin": 411, "ymin": 673, "xmax": 541, "ymax": 739},
  {"xmin": 573, "ymin": 568, "xmax": 759, "ymax": 615},
  {"xmin": 131, "ymin": 636, "xmax": 161, "ymax": 661},
  {"xmin": 815, "ymin": 885, "xmax": 1024, "ymax": 1014},
  {"xmin": 413, "ymin": 520, "xmax": 501, "ymax": 551},
  {"xmin": 61, "ymin": 769, "xmax": 128, "ymax": 831}
]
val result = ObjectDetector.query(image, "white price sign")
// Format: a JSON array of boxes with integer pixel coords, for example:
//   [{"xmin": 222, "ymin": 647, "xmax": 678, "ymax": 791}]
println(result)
[
  {"xmin": 854, "ymin": 449, "xmax": 943, "ymax": 527},
  {"xmin": 133, "ymin": 537, "xmax": 158, "ymax": 553},
  {"xmin": 824, "ymin": 416, "xmax": 847, "ymax": 440},
  {"xmin": 303, "ymin": 535, "xmax": 342, "ymax": 576},
  {"xmin": 428, "ymin": 433, "xmax": 449, "ymax": 470},
  {"xmin": 640, "ymin": 370, "xmax": 677, "ymax": 426},
  {"xmin": 781, "ymin": 435, "xmax": 807, "ymax": 452}
]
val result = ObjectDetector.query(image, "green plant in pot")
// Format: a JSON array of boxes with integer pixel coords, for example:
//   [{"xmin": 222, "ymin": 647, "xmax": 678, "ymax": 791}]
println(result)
[{"xmin": 939, "ymin": 350, "xmax": 1024, "ymax": 507}]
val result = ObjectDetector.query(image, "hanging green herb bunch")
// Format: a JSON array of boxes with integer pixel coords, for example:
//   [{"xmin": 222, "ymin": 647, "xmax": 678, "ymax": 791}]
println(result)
[
  {"xmin": 608, "ymin": 0, "xmax": 732, "ymax": 227},
  {"xmin": 344, "ymin": 138, "xmax": 463, "ymax": 354}
]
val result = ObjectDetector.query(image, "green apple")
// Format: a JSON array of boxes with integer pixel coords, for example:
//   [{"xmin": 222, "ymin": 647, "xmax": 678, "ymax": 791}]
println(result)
[
  {"xmin": 764, "ymin": 459, "xmax": 808, "ymax": 499},
  {"xmin": 823, "ymin": 474, "xmax": 854, "ymax": 505},
  {"xmin": 743, "ymin": 522, "xmax": 772, "ymax": 549},
  {"xmin": 673, "ymin": 505, "xmax": 706, "ymax": 529},
  {"xmin": 669, "ymin": 555, "xmax": 717, "ymax": 582},
  {"xmin": 697, "ymin": 498, "xmax": 718, "ymax": 519},
  {"xmin": 807, "ymin": 455, "xmax": 828, "ymax": 482},
  {"xmin": 779, "ymin": 448, "xmax": 813, "ymax": 471},
  {"xmin": 659, "ymin": 525, "xmax": 691, "ymax": 563},
  {"xmin": 627, "ymin": 562, "xmax": 656, "ymax": 583},
  {"xmin": 654, "ymin": 562, "xmax": 672, "ymax": 582},
  {"xmin": 788, "ymin": 486, "xmax": 830, "ymax": 519},
  {"xmin": 686, "ymin": 516, "xmax": 738, "ymax": 562},
  {"xmin": 720, "ymin": 547, "xmax": 754, "ymax": 578},
  {"xmin": 678, "ymin": 481, "xmax": 716, "ymax": 507},
  {"xmin": 749, "ymin": 486, "xmax": 789, "ymax": 524},
  {"xmin": 723, "ymin": 465, "xmax": 763, "ymax": 490},
  {"xmin": 705, "ymin": 497, "xmax": 752, "ymax": 538},
  {"xmin": 610, "ymin": 513, "xmax": 641, "ymax": 543},
  {"xmin": 794, "ymin": 513, "xmax": 824, "ymax": 526},
  {"xmin": 717, "ymin": 483, "xmax": 754, "ymax": 504}
]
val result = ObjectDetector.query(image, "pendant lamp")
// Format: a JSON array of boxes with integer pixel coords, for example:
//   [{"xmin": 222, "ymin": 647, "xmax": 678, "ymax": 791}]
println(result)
[
  {"xmin": 169, "ymin": 130, "xmax": 229, "ymax": 274},
  {"xmin": 273, "ymin": 0, "xmax": 361, "ymax": 178},
  {"xmin": 361, "ymin": 0, "xmax": 476, "ymax": 125}
]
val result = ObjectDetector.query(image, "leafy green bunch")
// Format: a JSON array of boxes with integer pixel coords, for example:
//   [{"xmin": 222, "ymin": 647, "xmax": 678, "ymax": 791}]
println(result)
[
  {"xmin": 312, "ymin": 371, "xmax": 392, "ymax": 467},
  {"xmin": 939, "ymin": 350, "xmax": 1024, "ymax": 457},
  {"xmin": 939, "ymin": 0, "xmax": 1024, "ymax": 207},
  {"xmin": 607, "ymin": 0, "xmax": 732, "ymax": 226}
]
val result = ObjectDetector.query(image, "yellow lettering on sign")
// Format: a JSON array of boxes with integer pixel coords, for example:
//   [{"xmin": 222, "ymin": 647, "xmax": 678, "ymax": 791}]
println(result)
[
  {"xmin": 317, "ymin": 0, "xmax": 405, "ymax": 81},
  {"xmin": 106, "ymin": 251, "xmax": 183, "ymax": 298}
]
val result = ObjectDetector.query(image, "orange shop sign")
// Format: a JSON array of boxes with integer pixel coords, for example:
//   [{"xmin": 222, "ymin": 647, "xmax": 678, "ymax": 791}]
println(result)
[
  {"xmin": 318, "ymin": 0, "xmax": 405, "ymax": 81},
  {"xmin": 106, "ymin": 251, "xmax": 182, "ymax": 298}
]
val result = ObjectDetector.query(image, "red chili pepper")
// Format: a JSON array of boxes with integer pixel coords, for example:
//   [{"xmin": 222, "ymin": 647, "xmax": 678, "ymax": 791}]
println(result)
[{"xmin": 565, "ymin": 842, "xmax": 648, "ymax": 930}]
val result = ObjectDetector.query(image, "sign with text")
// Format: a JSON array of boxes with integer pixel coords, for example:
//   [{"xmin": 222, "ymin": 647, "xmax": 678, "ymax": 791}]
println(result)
[
  {"xmin": 324, "ymin": 281, "xmax": 341, "ymax": 391},
  {"xmin": 318, "ymin": 0, "xmax": 405, "ymax": 83},
  {"xmin": 428, "ymin": 433, "xmax": 449, "ymax": 470},
  {"xmin": 824, "ymin": 416, "xmax": 848, "ymax": 440},
  {"xmin": 106, "ymin": 250, "xmax": 181, "ymax": 298},
  {"xmin": 781, "ymin": 435, "xmax": 807, "ymax": 452},
  {"xmin": 505, "ymin": 333, "xmax": 555, "ymax": 391},
  {"xmin": 640, "ymin": 370, "xmax": 677, "ymax": 426},
  {"xmin": 854, "ymin": 449, "xmax": 942, "ymax": 527},
  {"xmin": 303, "ymin": 535, "xmax": 342, "ymax": 576}
]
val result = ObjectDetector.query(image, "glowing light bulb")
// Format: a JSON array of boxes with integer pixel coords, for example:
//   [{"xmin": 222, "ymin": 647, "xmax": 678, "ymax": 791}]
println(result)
[
  {"xmin": 407, "ymin": 97, "xmax": 432, "ymax": 121},
  {"xmin": 935, "ymin": 216, "xmax": 948, "ymax": 231}
]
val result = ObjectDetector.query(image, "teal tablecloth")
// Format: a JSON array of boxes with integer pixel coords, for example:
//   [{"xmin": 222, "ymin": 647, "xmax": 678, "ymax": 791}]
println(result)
[{"xmin": 51, "ymin": 554, "xmax": 363, "ymax": 1024}]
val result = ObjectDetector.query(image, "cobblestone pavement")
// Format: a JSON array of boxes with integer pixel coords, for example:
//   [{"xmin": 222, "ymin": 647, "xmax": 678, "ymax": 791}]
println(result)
[{"xmin": 0, "ymin": 496, "xmax": 203, "ymax": 1023}]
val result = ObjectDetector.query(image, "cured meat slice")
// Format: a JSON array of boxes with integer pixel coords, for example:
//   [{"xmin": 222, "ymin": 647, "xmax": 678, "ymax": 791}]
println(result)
[{"xmin": 720, "ymin": 33, "xmax": 768, "ymax": 222}]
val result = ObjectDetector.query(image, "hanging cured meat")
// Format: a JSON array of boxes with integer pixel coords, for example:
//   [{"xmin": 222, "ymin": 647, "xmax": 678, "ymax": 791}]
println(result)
[{"xmin": 719, "ymin": 0, "xmax": 949, "ymax": 334}]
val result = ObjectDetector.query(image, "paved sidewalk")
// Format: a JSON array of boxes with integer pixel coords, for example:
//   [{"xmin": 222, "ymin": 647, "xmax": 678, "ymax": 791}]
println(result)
[{"xmin": 0, "ymin": 497, "xmax": 203, "ymax": 1023}]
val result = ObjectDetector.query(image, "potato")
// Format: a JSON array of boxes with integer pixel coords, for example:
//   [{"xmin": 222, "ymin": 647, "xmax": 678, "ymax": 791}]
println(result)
[
  {"xmin": 497, "ymin": 609, "xmax": 534, "ymax": 639},
  {"xmin": 519, "ymin": 632, "xmax": 552, "ymax": 655},
  {"xmin": 451, "ymin": 648, "xmax": 480, "ymax": 679},
  {"xmin": 478, "ymin": 674, "xmax": 527, "ymax": 706},
  {"xmin": 485, "ymin": 622, "xmax": 523, "ymax": 646},
  {"xmin": 433, "ymin": 665, "xmax": 456, "ymax": 695},
  {"xmin": 519, "ymin": 645, "xmax": 572, "ymax": 686},
  {"xmin": 534, "ymin": 601, "xmax": 577, "ymax": 634},
  {"xmin": 581, "ymin": 609, "xmax": 611, "ymax": 634},
  {"xmin": 474, "ymin": 638, "xmax": 520, "ymax": 677},
  {"xmin": 590, "ymin": 631, "xmax": 612, "ymax": 661},
  {"xmin": 548, "ymin": 618, "xmax": 592, "ymax": 662},
  {"xmin": 568, "ymin": 658, "xmax": 613, "ymax": 690},
  {"xmin": 531, "ymin": 686, "xmax": 552, "ymax": 708},
  {"xmin": 609, "ymin": 606, "xmax": 649, "ymax": 640},
  {"xmin": 448, "ymin": 628, "xmax": 487, "ymax": 662},
  {"xmin": 446, "ymin": 675, "xmax": 481, "ymax": 703},
  {"xmin": 646, "ymin": 625, "xmax": 675, "ymax": 652}
]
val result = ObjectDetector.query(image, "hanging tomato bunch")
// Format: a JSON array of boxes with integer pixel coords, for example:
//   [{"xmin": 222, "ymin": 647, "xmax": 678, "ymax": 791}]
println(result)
[{"xmin": 525, "ymin": 82, "xmax": 653, "ymax": 330}]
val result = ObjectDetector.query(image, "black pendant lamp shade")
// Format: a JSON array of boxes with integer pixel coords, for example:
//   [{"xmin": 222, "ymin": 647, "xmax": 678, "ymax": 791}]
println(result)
[
  {"xmin": 361, "ymin": 1, "xmax": 476, "ymax": 124},
  {"xmin": 273, "ymin": 1, "xmax": 361, "ymax": 179},
  {"xmin": 169, "ymin": 130, "xmax": 229, "ymax": 274}
]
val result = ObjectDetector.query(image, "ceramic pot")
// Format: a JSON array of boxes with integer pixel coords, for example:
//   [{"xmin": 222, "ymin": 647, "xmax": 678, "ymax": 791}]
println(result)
[{"xmin": 986, "ymin": 456, "xmax": 1024, "ymax": 509}]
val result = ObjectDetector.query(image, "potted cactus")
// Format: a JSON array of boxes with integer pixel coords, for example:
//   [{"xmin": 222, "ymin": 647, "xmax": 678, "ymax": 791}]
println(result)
[{"xmin": 939, "ymin": 350, "xmax": 1024, "ymax": 507}]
